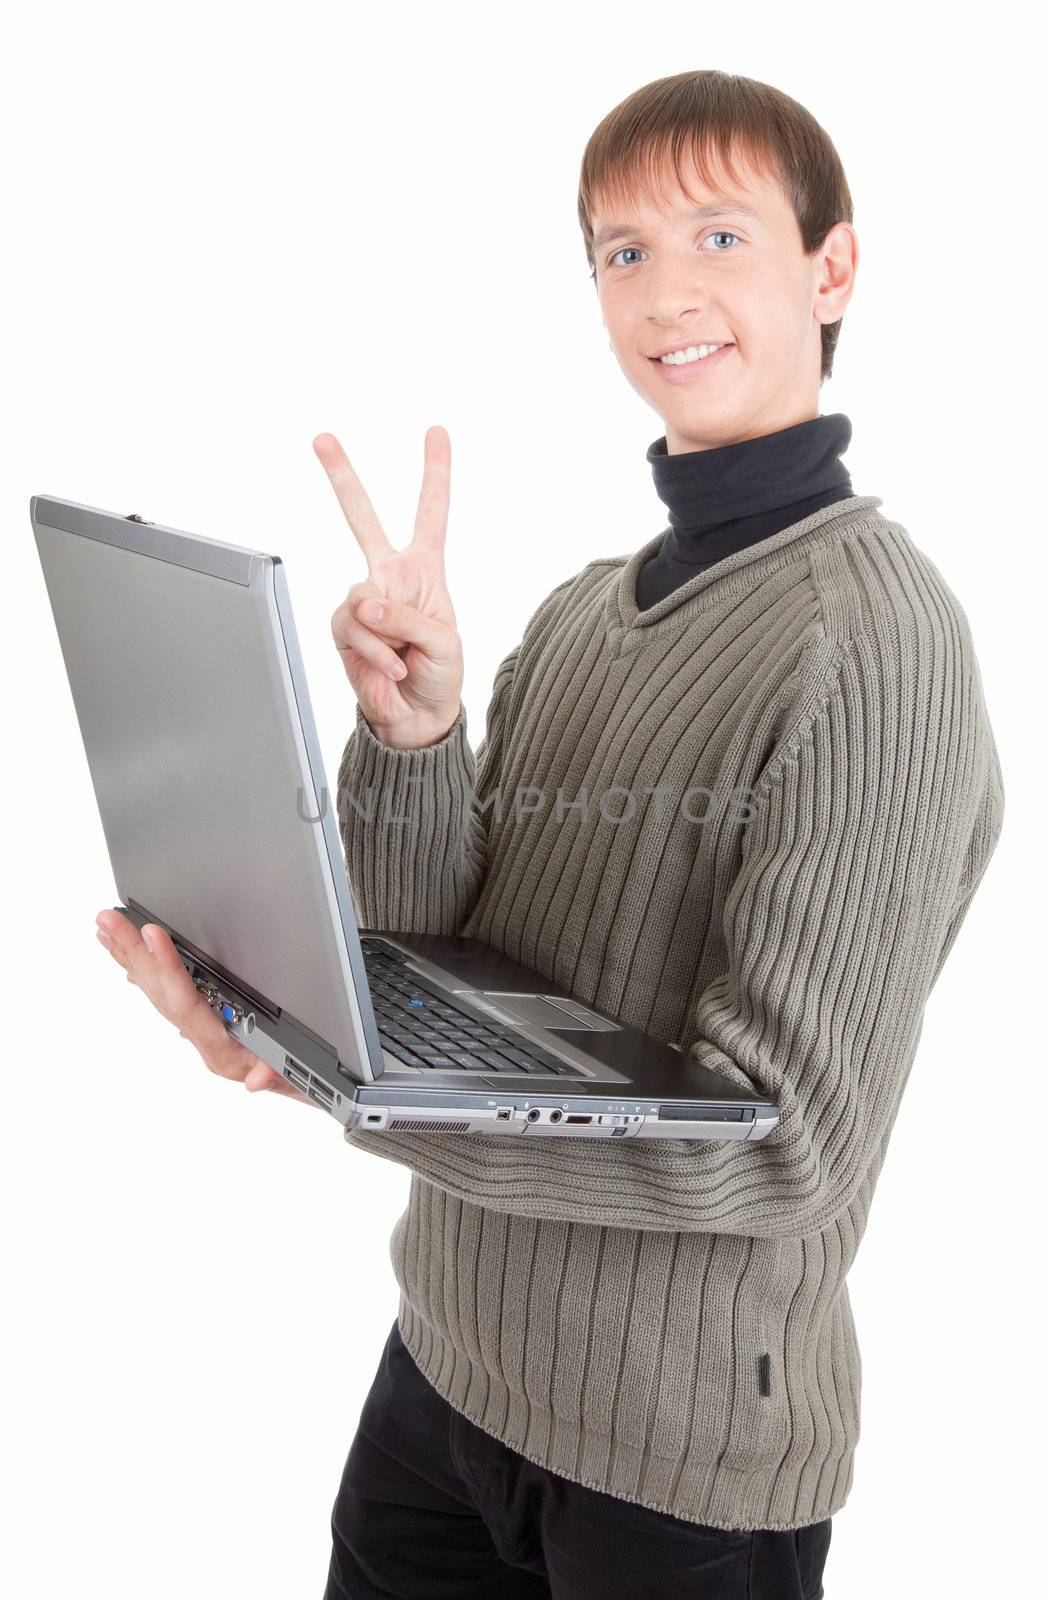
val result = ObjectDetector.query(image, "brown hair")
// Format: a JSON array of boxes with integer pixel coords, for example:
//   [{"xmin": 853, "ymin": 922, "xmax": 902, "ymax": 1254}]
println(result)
[{"xmin": 577, "ymin": 70, "xmax": 854, "ymax": 382}]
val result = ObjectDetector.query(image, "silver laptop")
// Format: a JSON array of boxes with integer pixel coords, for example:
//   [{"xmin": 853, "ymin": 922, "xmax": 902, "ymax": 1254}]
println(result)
[{"xmin": 31, "ymin": 493, "xmax": 779, "ymax": 1145}]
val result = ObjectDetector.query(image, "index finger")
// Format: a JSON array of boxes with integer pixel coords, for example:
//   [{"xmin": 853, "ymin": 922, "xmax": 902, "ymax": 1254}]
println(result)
[{"xmin": 313, "ymin": 432, "xmax": 394, "ymax": 574}]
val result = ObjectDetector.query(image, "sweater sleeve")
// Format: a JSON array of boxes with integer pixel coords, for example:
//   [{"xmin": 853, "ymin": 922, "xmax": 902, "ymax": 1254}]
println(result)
[
  {"xmin": 337, "ymin": 690, "xmax": 499, "ymax": 938},
  {"xmin": 336, "ymin": 573, "xmax": 578, "ymax": 936},
  {"xmin": 343, "ymin": 623, "xmax": 1005, "ymax": 1238}
]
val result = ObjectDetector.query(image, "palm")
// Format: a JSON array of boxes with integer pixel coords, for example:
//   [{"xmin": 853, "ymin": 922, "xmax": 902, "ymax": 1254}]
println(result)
[{"xmin": 346, "ymin": 542, "xmax": 455, "ymax": 721}]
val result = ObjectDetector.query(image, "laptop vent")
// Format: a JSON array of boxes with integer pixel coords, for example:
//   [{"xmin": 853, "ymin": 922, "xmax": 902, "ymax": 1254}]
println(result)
[{"xmin": 390, "ymin": 1117, "xmax": 472, "ymax": 1133}]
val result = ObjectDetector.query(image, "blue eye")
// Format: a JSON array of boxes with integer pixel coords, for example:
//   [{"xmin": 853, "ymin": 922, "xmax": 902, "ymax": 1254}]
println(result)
[
  {"xmin": 609, "ymin": 246, "xmax": 644, "ymax": 268},
  {"xmin": 705, "ymin": 231, "xmax": 740, "ymax": 250}
]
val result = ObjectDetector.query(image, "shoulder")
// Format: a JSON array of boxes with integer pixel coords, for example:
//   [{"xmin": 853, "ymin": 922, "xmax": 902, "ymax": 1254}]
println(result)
[
  {"xmin": 772, "ymin": 511, "xmax": 1000, "ymax": 787},
  {"xmin": 808, "ymin": 508, "xmax": 979, "ymax": 664},
  {"xmin": 796, "ymin": 513, "xmax": 1001, "ymax": 816}
]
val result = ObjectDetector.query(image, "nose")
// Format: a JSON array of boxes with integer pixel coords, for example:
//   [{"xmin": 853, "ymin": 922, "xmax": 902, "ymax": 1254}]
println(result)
[{"xmin": 643, "ymin": 254, "xmax": 711, "ymax": 328}]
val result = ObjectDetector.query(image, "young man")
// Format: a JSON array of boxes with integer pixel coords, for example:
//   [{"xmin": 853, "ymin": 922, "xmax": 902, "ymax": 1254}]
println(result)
[{"xmin": 95, "ymin": 69, "xmax": 1004, "ymax": 1599}]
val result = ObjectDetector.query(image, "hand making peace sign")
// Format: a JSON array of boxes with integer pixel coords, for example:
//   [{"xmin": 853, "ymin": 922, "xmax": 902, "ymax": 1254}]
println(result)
[{"xmin": 315, "ymin": 426, "xmax": 464, "ymax": 750}]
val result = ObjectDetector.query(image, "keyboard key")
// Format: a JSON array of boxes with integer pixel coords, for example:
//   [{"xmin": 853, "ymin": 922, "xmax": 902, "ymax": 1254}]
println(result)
[
  {"xmin": 470, "ymin": 1048, "xmax": 525, "ymax": 1071},
  {"xmin": 524, "ymin": 1043, "xmax": 570, "ymax": 1066},
  {"xmin": 499, "ymin": 1046, "xmax": 545, "ymax": 1070},
  {"xmin": 382, "ymin": 1041, "xmax": 426, "ymax": 1069},
  {"xmin": 363, "ymin": 941, "xmax": 410, "ymax": 964}
]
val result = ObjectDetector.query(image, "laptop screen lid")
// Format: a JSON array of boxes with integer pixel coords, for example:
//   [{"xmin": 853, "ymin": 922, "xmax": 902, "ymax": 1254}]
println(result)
[{"xmin": 30, "ymin": 493, "xmax": 384, "ymax": 1081}]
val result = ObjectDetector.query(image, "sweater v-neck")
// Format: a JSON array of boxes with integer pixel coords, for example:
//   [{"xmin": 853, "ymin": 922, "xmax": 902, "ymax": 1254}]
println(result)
[{"xmin": 605, "ymin": 493, "xmax": 885, "ymax": 642}]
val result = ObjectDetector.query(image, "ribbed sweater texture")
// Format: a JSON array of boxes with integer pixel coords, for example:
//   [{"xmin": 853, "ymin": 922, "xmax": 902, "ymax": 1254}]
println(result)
[{"xmin": 336, "ymin": 494, "xmax": 1005, "ymax": 1532}]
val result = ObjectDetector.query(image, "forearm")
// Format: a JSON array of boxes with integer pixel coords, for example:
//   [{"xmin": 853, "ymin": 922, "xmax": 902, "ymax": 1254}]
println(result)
[
  {"xmin": 337, "ymin": 700, "xmax": 489, "ymax": 936},
  {"xmin": 342, "ymin": 1120, "xmax": 823, "ymax": 1236},
  {"xmin": 342, "ymin": 1072, "xmax": 875, "ymax": 1240}
]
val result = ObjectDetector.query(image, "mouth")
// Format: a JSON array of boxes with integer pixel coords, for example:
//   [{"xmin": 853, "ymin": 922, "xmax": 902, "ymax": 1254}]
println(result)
[{"xmin": 648, "ymin": 342, "xmax": 735, "ymax": 383}]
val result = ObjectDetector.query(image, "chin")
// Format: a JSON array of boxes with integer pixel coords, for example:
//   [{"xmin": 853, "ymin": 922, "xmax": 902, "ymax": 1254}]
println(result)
[
  {"xmin": 666, "ymin": 403, "xmax": 755, "ymax": 452},
  {"xmin": 663, "ymin": 394, "xmax": 741, "ymax": 430}
]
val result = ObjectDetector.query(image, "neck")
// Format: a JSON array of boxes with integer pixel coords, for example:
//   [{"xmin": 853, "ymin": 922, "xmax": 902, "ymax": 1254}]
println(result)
[
  {"xmin": 635, "ymin": 411, "xmax": 855, "ymax": 612},
  {"xmin": 663, "ymin": 389, "xmax": 823, "ymax": 455},
  {"xmin": 648, "ymin": 412, "xmax": 853, "ymax": 531}
]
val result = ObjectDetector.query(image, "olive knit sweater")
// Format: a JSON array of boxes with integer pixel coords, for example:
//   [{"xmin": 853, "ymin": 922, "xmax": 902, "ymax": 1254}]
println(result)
[{"xmin": 335, "ymin": 491, "xmax": 1004, "ymax": 1532}]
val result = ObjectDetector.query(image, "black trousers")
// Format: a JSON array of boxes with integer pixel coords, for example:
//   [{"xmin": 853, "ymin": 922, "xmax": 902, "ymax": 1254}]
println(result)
[{"xmin": 323, "ymin": 1318, "xmax": 832, "ymax": 1599}]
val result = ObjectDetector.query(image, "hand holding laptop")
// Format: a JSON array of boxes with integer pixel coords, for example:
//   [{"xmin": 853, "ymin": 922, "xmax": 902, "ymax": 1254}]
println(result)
[
  {"xmin": 316, "ymin": 426, "xmax": 465, "ymax": 752},
  {"xmin": 93, "ymin": 910, "xmax": 320, "ymax": 1104}
]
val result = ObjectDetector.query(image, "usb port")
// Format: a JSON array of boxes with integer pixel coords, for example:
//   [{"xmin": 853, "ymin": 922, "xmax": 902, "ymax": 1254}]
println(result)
[
  {"xmin": 308, "ymin": 1078, "xmax": 334, "ymax": 1110},
  {"xmin": 565, "ymin": 1114, "xmax": 593, "ymax": 1124},
  {"xmin": 284, "ymin": 1057, "xmax": 310, "ymax": 1093}
]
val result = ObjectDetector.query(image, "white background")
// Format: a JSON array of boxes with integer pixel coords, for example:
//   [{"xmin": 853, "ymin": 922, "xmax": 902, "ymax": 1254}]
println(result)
[{"xmin": 3, "ymin": 4, "xmax": 1040, "ymax": 1595}]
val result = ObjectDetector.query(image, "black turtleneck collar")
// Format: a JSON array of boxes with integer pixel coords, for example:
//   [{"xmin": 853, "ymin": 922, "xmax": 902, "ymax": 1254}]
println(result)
[{"xmin": 636, "ymin": 412, "xmax": 854, "ymax": 611}]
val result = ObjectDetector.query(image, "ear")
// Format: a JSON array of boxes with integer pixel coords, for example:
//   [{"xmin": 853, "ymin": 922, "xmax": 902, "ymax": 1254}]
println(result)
[{"xmin": 813, "ymin": 221, "xmax": 858, "ymax": 328}]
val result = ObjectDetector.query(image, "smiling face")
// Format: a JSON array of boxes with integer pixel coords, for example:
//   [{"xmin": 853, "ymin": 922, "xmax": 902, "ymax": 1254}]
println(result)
[{"xmin": 590, "ymin": 144, "xmax": 857, "ymax": 453}]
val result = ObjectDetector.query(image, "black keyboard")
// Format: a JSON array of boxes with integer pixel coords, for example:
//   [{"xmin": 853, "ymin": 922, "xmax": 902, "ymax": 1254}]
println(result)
[{"xmin": 359, "ymin": 938, "xmax": 576, "ymax": 1076}]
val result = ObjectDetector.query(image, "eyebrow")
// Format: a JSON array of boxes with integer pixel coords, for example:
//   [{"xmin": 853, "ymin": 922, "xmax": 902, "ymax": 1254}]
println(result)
[{"xmin": 592, "ymin": 202, "xmax": 761, "ymax": 252}]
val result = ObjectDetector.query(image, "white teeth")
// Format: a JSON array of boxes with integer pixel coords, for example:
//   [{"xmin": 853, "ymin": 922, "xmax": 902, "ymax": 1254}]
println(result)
[{"xmin": 659, "ymin": 343, "xmax": 724, "ymax": 365}]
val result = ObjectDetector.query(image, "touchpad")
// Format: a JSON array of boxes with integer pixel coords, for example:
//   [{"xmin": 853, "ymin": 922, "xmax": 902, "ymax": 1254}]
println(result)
[{"xmin": 480, "ymin": 992, "xmax": 616, "ymax": 1031}]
